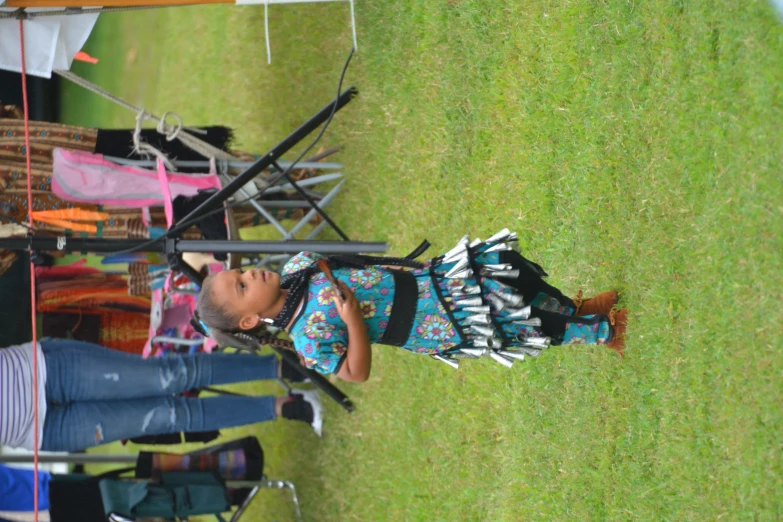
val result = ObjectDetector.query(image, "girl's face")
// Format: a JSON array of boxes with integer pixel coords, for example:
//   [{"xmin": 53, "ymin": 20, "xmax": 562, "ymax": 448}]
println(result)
[{"xmin": 210, "ymin": 268, "xmax": 282, "ymax": 330}]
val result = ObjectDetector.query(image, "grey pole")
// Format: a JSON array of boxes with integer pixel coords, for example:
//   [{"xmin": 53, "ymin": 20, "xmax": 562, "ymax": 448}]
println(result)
[{"xmin": 0, "ymin": 454, "xmax": 137, "ymax": 465}]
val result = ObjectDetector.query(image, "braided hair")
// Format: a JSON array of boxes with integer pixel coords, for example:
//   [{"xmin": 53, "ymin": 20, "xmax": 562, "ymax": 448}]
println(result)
[{"xmin": 191, "ymin": 273, "xmax": 266, "ymax": 350}]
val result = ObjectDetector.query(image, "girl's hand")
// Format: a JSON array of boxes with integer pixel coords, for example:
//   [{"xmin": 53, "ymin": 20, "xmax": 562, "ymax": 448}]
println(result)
[
  {"xmin": 332, "ymin": 280, "xmax": 372, "ymax": 382},
  {"xmin": 333, "ymin": 281, "xmax": 362, "ymax": 325}
]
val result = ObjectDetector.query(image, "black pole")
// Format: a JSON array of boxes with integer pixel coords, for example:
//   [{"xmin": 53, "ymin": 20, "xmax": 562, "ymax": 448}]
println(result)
[
  {"xmin": 176, "ymin": 239, "xmax": 384, "ymax": 254},
  {"xmin": 169, "ymin": 86, "xmax": 358, "ymax": 236},
  {"xmin": 271, "ymin": 346, "xmax": 355, "ymax": 413},
  {"xmin": 0, "ymin": 237, "xmax": 387, "ymax": 255}
]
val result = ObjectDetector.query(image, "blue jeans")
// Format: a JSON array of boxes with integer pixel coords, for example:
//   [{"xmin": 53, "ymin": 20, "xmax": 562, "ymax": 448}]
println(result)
[{"xmin": 40, "ymin": 339, "xmax": 279, "ymax": 452}]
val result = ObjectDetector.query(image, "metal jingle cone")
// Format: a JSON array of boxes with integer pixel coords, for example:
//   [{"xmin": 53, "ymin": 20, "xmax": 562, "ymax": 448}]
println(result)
[
  {"xmin": 432, "ymin": 354, "xmax": 460, "ymax": 369},
  {"xmin": 499, "ymin": 350, "xmax": 526, "ymax": 361},
  {"xmin": 462, "ymin": 314, "xmax": 491, "ymax": 325},
  {"xmin": 486, "ymin": 269, "xmax": 520, "ymax": 279},
  {"xmin": 462, "ymin": 305, "xmax": 491, "ymax": 314},
  {"xmin": 442, "ymin": 237, "xmax": 469, "ymax": 260},
  {"xmin": 494, "ymin": 291, "xmax": 524, "ymax": 307},
  {"xmin": 483, "ymin": 263, "xmax": 513, "ymax": 272},
  {"xmin": 447, "ymin": 268, "xmax": 473, "ymax": 280},
  {"xmin": 456, "ymin": 296, "xmax": 484, "ymax": 307},
  {"xmin": 470, "ymin": 325, "xmax": 495, "ymax": 337},
  {"xmin": 522, "ymin": 348, "xmax": 543, "ymax": 357},
  {"xmin": 489, "ymin": 278, "xmax": 513, "ymax": 291},
  {"xmin": 452, "ymin": 284, "xmax": 479, "ymax": 296},
  {"xmin": 443, "ymin": 246, "xmax": 468, "ymax": 263},
  {"xmin": 487, "ymin": 294, "xmax": 506, "ymax": 312},
  {"xmin": 445, "ymin": 258, "xmax": 470, "ymax": 278},
  {"xmin": 489, "ymin": 351, "xmax": 515, "ymax": 368},
  {"xmin": 469, "ymin": 238, "xmax": 482, "ymax": 248},
  {"xmin": 472, "ymin": 336, "xmax": 501, "ymax": 348},
  {"xmin": 524, "ymin": 336, "xmax": 550, "ymax": 348},
  {"xmin": 505, "ymin": 306, "xmax": 532, "ymax": 320},
  {"xmin": 515, "ymin": 317, "xmax": 543, "ymax": 327},
  {"xmin": 485, "ymin": 228, "xmax": 511, "ymax": 243},
  {"xmin": 444, "ymin": 239, "xmax": 469, "ymax": 257},
  {"xmin": 443, "ymin": 250, "xmax": 469, "ymax": 265},
  {"xmin": 461, "ymin": 347, "xmax": 487, "ymax": 358},
  {"xmin": 507, "ymin": 232, "xmax": 518, "ymax": 242},
  {"xmin": 484, "ymin": 242, "xmax": 511, "ymax": 253},
  {"xmin": 451, "ymin": 351, "xmax": 483, "ymax": 359}
]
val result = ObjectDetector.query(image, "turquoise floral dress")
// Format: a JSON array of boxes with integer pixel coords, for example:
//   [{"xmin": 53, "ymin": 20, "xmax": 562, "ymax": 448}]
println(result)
[{"xmin": 285, "ymin": 229, "xmax": 613, "ymax": 374}]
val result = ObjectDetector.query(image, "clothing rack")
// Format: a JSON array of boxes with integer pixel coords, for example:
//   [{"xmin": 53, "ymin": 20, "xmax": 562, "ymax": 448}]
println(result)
[{"xmin": 105, "ymin": 153, "xmax": 350, "ymax": 272}]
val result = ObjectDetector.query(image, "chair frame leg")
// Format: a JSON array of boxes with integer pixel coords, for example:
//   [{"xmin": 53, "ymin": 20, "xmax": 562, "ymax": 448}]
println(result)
[{"xmin": 226, "ymin": 478, "xmax": 303, "ymax": 522}]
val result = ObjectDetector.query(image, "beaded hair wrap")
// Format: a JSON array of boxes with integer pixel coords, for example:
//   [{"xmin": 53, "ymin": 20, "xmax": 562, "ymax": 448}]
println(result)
[
  {"xmin": 190, "ymin": 311, "xmax": 211, "ymax": 336},
  {"xmin": 190, "ymin": 310, "xmax": 265, "ymax": 352}
]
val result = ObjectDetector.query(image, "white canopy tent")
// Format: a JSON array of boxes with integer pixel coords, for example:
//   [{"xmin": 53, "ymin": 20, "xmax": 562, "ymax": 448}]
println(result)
[
  {"xmin": 0, "ymin": 7, "xmax": 98, "ymax": 78},
  {"xmin": 0, "ymin": 0, "xmax": 356, "ymax": 76}
]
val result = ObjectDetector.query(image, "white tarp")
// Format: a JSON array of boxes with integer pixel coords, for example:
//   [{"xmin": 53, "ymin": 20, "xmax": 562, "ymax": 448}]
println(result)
[{"xmin": 0, "ymin": 8, "xmax": 98, "ymax": 79}]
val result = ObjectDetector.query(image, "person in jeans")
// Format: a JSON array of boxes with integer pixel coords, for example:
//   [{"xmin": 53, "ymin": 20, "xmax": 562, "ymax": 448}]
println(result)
[{"xmin": 0, "ymin": 338, "xmax": 323, "ymax": 453}]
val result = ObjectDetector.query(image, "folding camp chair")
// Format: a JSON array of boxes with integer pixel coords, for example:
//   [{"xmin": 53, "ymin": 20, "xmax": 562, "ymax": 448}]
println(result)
[
  {"xmin": 104, "ymin": 479, "xmax": 298, "ymax": 522},
  {"xmin": 104, "ymin": 436, "xmax": 301, "ymax": 522},
  {"xmin": 99, "ymin": 472, "xmax": 233, "ymax": 522},
  {"xmin": 47, "ymin": 437, "xmax": 302, "ymax": 522},
  {"xmin": 49, "ymin": 472, "xmax": 278, "ymax": 522},
  {"xmin": 103, "ymin": 478, "xmax": 298, "ymax": 522},
  {"xmin": 133, "ymin": 436, "xmax": 302, "ymax": 522}
]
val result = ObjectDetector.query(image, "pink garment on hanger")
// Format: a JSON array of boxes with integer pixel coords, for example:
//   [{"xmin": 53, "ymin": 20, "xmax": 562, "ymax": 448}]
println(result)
[
  {"xmin": 156, "ymin": 158, "xmax": 175, "ymax": 227},
  {"xmin": 51, "ymin": 148, "xmax": 222, "ymax": 208}
]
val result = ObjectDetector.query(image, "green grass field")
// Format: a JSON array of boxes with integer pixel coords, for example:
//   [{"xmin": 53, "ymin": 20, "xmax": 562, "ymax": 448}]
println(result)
[{"xmin": 60, "ymin": 1, "xmax": 783, "ymax": 520}]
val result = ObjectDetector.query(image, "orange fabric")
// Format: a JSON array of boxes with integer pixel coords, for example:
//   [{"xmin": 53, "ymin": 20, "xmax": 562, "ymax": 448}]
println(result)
[
  {"xmin": 31, "ymin": 217, "xmax": 97, "ymax": 232},
  {"xmin": 73, "ymin": 51, "xmax": 98, "ymax": 64},
  {"xmin": 30, "ymin": 208, "xmax": 110, "ymax": 232}
]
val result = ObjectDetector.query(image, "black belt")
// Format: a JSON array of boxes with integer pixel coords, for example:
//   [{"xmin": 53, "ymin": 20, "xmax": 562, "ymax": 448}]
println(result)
[{"xmin": 379, "ymin": 269, "xmax": 419, "ymax": 347}]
